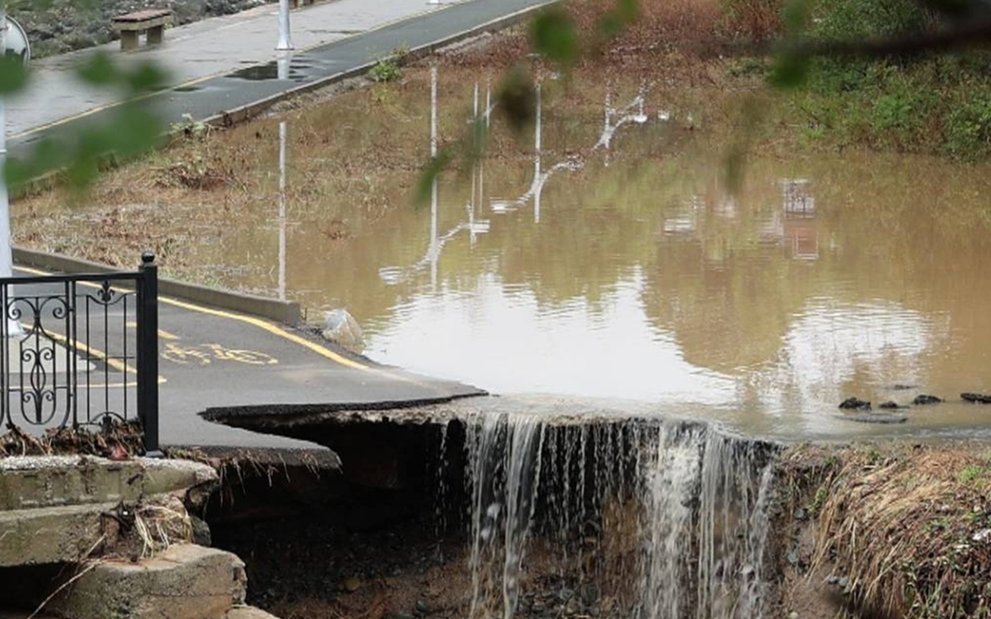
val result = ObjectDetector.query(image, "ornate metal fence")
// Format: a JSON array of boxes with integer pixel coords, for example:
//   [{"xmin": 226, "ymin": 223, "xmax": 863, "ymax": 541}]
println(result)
[{"xmin": 0, "ymin": 253, "xmax": 159, "ymax": 454}]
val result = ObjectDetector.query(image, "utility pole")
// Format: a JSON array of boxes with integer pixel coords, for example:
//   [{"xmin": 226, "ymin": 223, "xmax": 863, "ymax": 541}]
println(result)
[
  {"xmin": 276, "ymin": 0, "xmax": 294, "ymax": 50},
  {"xmin": 0, "ymin": 7, "xmax": 11, "ymax": 281},
  {"xmin": 0, "ymin": 10, "xmax": 28, "ymax": 284},
  {"xmin": 0, "ymin": 11, "xmax": 30, "ymax": 336}
]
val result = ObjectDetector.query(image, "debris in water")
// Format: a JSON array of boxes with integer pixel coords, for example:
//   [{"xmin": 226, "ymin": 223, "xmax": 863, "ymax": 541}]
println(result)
[
  {"xmin": 878, "ymin": 401, "xmax": 907, "ymax": 410},
  {"xmin": 838, "ymin": 397, "xmax": 871, "ymax": 410},
  {"xmin": 962, "ymin": 392, "xmax": 991, "ymax": 404}
]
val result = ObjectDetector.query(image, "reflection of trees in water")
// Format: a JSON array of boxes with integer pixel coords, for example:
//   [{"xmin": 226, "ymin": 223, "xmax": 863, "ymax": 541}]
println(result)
[{"xmin": 222, "ymin": 68, "xmax": 991, "ymax": 395}]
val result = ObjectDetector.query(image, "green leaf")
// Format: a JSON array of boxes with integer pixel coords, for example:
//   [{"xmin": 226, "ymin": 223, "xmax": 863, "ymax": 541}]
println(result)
[
  {"xmin": 125, "ymin": 62, "xmax": 170, "ymax": 94},
  {"xmin": 76, "ymin": 51, "xmax": 121, "ymax": 86},
  {"xmin": 496, "ymin": 65, "xmax": 536, "ymax": 133},
  {"xmin": 599, "ymin": 0, "xmax": 639, "ymax": 39},
  {"xmin": 530, "ymin": 7, "xmax": 578, "ymax": 67},
  {"xmin": 415, "ymin": 149, "xmax": 454, "ymax": 206},
  {"xmin": 0, "ymin": 54, "xmax": 28, "ymax": 95},
  {"xmin": 769, "ymin": 51, "xmax": 809, "ymax": 89}
]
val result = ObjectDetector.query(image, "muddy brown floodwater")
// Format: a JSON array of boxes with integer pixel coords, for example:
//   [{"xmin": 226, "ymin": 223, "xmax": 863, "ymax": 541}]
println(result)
[{"xmin": 18, "ymin": 70, "xmax": 991, "ymax": 440}]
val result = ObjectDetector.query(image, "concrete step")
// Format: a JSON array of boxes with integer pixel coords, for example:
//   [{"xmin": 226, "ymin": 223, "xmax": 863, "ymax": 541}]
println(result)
[
  {"xmin": 48, "ymin": 544, "xmax": 247, "ymax": 619},
  {"xmin": 0, "ymin": 456, "xmax": 217, "ymax": 512},
  {"xmin": 0, "ymin": 501, "xmax": 115, "ymax": 567}
]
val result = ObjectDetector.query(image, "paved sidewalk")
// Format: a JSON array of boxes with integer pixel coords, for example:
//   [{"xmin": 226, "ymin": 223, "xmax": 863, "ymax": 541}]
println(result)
[{"xmin": 10, "ymin": 0, "xmax": 441, "ymax": 135}]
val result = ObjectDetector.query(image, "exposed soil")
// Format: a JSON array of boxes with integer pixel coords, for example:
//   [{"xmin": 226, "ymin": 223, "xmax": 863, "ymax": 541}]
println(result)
[{"xmin": 200, "ymin": 420, "xmax": 991, "ymax": 619}]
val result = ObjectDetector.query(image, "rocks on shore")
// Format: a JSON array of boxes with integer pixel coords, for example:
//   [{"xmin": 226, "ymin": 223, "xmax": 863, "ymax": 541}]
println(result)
[{"xmin": 13, "ymin": 0, "xmax": 268, "ymax": 59}]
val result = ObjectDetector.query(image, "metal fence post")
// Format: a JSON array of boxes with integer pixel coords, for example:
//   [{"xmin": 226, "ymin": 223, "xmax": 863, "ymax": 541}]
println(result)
[{"xmin": 137, "ymin": 251, "xmax": 162, "ymax": 457}]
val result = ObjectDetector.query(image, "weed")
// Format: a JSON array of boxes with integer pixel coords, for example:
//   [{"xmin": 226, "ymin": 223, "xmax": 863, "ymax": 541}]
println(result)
[
  {"xmin": 367, "ymin": 45, "xmax": 409, "ymax": 83},
  {"xmin": 169, "ymin": 113, "xmax": 211, "ymax": 141},
  {"xmin": 960, "ymin": 464, "xmax": 984, "ymax": 484},
  {"xmin": 808, "ymin": 484, "xmax": 828, "ymax": 516}
]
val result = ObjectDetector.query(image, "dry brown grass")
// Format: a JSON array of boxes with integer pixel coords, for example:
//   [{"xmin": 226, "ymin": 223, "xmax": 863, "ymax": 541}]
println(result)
[
  {"xmin": 780, "ymin": 444, "xmax": 991, "ymax": 619},
  {"xmin": 0, "ymin": 420, "xmax": 145, "ymax": 457}
]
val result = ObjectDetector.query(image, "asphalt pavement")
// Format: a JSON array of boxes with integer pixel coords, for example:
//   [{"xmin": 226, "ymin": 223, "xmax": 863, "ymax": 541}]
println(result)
[
  {"xmin": 6, "ymin": 265, "xmax": 483, "ymax": 455},
  {"xmin": 4, "ymin": 0, "xmax": 554, "ymax": 454}
]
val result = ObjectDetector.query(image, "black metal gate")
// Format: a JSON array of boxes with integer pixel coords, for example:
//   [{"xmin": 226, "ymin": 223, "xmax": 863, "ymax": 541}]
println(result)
[{"xmin": 0, "ymin": 252, "xmax": 159, "ymax": 454}]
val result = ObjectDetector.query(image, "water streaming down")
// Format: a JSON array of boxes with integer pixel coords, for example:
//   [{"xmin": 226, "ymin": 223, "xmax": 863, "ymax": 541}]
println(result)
[{"xmin": 461, "ymin": 413, "xmax": 778, "ymax": 619}]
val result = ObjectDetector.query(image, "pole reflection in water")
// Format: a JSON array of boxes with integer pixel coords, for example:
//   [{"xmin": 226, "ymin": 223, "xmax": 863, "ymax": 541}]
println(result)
[
  {"xmin": 490, "ymin": 78, "xmax": 585, "ymax": 217},
  {"xmin": 377, "ymin": 70, "xmax": 492, "ymax": 287},
  {"xmin": 781, "ymin": 179, "xmax": 818, "ymax": 261},
  {"xmin": 278, "ymin": 120, "xmax": 288, "ymax": 301},
  {"xmin": 380, "ymin": 73, "xmax": 655, "ymax": 287},
  {"xmin": 430, "ymin": 66, "xmax": 439, "ymax": 290}
]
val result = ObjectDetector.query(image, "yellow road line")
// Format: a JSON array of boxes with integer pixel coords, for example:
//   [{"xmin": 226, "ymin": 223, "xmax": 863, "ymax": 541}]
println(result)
[
  {"xmin": 158, "ymin": 296, "xmax": 369, "ymax": 370},
  {"xmin": 15, "ymin": 265, "xmax": 371, "ymax": 372},
  {"xmin": 125, "ymin": 321, "xmax": 180, "ymax": 340},
  {"xmin": 28, "ymin": 324, "xmax": 166, "ymax": 384}
]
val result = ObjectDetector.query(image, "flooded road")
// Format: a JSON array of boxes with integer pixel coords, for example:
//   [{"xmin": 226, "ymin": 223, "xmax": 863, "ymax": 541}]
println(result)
[{"xmin": 192, "ymin": 78, "xmax": 991, "ymax": 440}]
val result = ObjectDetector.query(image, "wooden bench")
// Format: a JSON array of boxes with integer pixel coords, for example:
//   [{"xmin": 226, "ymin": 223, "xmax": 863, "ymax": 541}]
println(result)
[{"xmin": 112, "ymin": 9, "xmax": 173, "ymax": 51}]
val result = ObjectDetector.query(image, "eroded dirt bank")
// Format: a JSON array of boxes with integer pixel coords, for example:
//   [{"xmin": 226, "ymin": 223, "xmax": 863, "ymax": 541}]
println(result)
[{"xmin": 198, "ymin": 405, "xmax": 991, "ymax": 619}]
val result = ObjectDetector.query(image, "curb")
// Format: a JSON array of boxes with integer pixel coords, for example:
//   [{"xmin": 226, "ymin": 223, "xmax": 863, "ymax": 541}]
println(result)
[
  {"xmin": 209, "ymin": 0, "xmax": 556, "ymax": 128},
  {"xmin": 13, "ymin": 247, "xmax": 302, "ymax": 326}
]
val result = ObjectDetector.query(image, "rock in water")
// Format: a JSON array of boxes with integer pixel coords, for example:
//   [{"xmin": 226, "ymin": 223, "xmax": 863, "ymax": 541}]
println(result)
[
  {"xmin": 839, "ymin": 397, "xmax": 871, "ymax": 410},
  {"xmin": 879, "ymin": 401, "xmax": 907, "ymax": 409},
  {"xmin": 962, "ymin": 392, "xmax": 991, "ymax": 404},
  {"xmin": 321, "ymin": 309, "xmax": 364, "ymax": 354},
  {"xmin": 913, "ymin": 394, "xmax": 942, "ymax": 405}
]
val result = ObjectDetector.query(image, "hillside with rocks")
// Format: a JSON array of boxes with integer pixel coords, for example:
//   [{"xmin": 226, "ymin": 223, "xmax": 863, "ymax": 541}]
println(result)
[{"xmin": 11, "ymin": 0, "xmax": 268, "ymax": 58}]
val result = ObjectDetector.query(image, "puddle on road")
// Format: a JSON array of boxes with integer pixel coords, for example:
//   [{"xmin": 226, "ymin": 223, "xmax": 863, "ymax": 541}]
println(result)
[
  {"xmin": 85, "ymin": 73, "xmax": 991, "ymax": 439},
  {"xmin": 228, "ymin": 58, "xmax": 311, "ymax": 82}
]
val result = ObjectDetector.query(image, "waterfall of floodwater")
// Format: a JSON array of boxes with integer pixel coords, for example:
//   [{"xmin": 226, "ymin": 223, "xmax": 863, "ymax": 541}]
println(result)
[{"xmin": 461, "ymin": 414, "xmax": 777, "ymax": 619}]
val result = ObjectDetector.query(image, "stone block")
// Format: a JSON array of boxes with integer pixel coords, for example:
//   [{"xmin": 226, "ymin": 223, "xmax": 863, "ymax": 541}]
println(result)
[
  {"xmin": 48, "ymin": 544, "xmax": 246, "ymax": 619},
  {"xmin": 0, "ymin": 502, "xmax": 108, "ymax": 567},
  {"xmin": 0, "ymin": 456, "xmax": 217, "ymax": 511}
]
